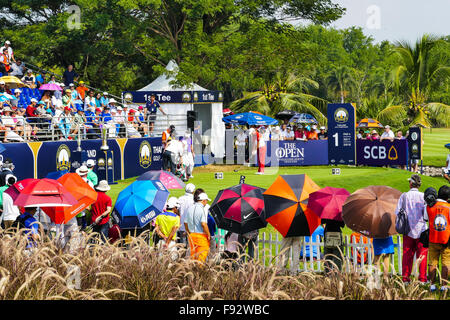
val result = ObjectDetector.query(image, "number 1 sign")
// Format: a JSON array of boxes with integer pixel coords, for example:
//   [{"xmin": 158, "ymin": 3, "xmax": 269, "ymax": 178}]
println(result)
[{"xmin": 327, "ymin": 103, "xmax": 356, "ymax": 165}]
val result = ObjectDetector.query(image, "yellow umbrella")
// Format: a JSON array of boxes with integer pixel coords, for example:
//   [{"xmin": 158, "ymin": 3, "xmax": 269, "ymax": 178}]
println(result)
[{"xmin": 0, "ymin": 76, "xmax": 27, "ymax": 89}]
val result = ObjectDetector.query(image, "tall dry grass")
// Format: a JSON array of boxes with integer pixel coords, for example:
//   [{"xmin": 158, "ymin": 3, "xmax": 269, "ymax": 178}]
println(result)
[{"xmin": 0, "ymin": 227, "xmax": 445, "ymax": 300}]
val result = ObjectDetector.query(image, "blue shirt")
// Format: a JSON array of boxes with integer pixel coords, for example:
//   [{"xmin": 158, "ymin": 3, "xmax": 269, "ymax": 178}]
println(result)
[
  {"xmin": 20, "ymin": 212, "xmax": 39, "ymax": 248},
  {"xmin": 102, "ymin": 112, "xmax": 112, "ymax": 123},
  {"xmin": 100, "ymin": 96, "xmax": 109, "ymax": 107},
  {"xmin": 85, "ymin": 110, "xmax": 95, "ymax": 124},
  {"xmin": 207, "ymin": 214, "xmax": 217, "ymax": 237},
  {"xmin": 35, "ymin": 74, "xmax": 44, "ymax": 85},
  {"xmin": 146, "ymin": 100, "xmax": 160, "ymax": 114},
  {"xmin": 302, "ymin": 225, "xmax": 324, "ymax": 258}
]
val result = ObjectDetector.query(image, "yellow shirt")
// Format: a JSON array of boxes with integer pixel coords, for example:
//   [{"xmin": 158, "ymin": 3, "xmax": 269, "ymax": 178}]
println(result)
[{"xmin": 155, "ymin": 211, "xmax": 180, "ymax": 238}]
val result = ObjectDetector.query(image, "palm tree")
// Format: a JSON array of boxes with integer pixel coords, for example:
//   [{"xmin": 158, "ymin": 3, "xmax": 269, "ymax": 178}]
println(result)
[
  {"xmin": 326, "ymin": 66, "xmax": 355, "ymax": 103},
  {"xmin": 230, "ymin": 73, "xmax": 328, "ymax": 124},
  {"xmin": 377, "ymin": 34, "xmax": 450, "ymax": 127}
]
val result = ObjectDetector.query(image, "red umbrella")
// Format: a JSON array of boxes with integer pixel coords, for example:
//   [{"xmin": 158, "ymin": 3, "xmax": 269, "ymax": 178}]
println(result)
[
  {"xmin": 307, "ymin": 187, "xmax": 351, "ymax": 222},
  {"xmin": 4, "ymin": 178, "xmax": 37, "ymax": 201},
  {"xmin": 14, "ymin": 178, "xmax": 78, "ymax": 208}
]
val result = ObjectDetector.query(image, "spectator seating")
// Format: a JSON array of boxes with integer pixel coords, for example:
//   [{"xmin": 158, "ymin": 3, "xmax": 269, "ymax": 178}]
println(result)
[{"xmin": 11, "ymin": 87, "xmax": 42, "ymax": 108}]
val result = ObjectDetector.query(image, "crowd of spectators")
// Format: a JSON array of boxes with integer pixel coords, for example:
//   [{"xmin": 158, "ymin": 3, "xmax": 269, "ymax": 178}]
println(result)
[{"xmin": 0, "ymin": 41, "xmax": 158, "ymax": 143}]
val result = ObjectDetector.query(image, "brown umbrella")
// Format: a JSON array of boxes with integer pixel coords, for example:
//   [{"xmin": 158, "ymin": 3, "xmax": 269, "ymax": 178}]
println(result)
[{"xmin": 342, "ymin": 185, "xmax": 402, "ymax": 238}]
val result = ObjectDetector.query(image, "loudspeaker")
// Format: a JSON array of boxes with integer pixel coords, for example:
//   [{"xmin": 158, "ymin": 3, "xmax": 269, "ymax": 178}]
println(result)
[{"xmin": 187, "ymin": 110, "xmax": 198, "ymax": 130}]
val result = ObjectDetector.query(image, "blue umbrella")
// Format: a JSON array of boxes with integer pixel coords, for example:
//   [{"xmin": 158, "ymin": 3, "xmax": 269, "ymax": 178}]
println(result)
[
  {"xmin": 445, "ymin": 143, "xmax": 450, "ymax": 150},
  {"xmin": 222, "ymin": 112, "xmax": 278, "ymax": 126},
  {"xmin": 46, "ymin": 170, "xmax": 69, "ymax": 180},
  {"xmin": 114, "ymin": 180, "xmax": 169, "ymax": 229},
  {"xmin": 289, "ymin": 113, "xmax": 318, "ymax": 124}
]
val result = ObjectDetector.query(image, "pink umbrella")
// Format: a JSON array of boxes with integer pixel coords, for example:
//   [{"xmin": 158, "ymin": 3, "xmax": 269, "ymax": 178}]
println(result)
[
  {"xmin": 307, "ymin": 186, "xmax": 351, "ymax": 222},
  {"xmin": 136, "ymin": 170, "xmax": 185, "ymax": 190},
  {"xmin": 39, "ymin": 83, "xmax": 63, "ymax": 91},
  {"xmin": 4, "ymin": 178, "xmax": 38, "ymax": 201}
]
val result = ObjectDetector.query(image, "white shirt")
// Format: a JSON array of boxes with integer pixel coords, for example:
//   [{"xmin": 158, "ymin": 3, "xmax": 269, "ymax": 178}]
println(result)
[
  {"xmin": 165, "ymin": 139, "xmax": 183, "ymax": 156},
  {"xmin": 9, "ymin": 62, "xmax": 24, "ymax": 77},
  {"xmin": 2, "ymin": 115, "xmax": 15, "ymax": 127},
  {"xmin": 226, "ymin": 233, "xmax": 240, "ymax": 253},
  {"xmin": 2, "ymin": 192, "xmax": 20, "ymax": 221},
  {"xmin": 184, "ymin": 202, "xmax": 208, "ymax": 234},
  {"xmin": 446, "ymin": 154, "xmax": 450, "ymax": 170},
  {"xmin": 236, "ymin": 132, "xmax": 246, "ymax": 146},
  {"xmin": 285, "ymin": 130, "xmax": 294, "ymax": 140},
  {"xmin": 0, "ymin": 46, "xmax": 13, "ymax": 60},
  {"xmin": 178, "ymin": 193, "xmax": 194, "ymax": 232},
  {"xmin": 381, "ymin": 130, "xmax": 395, "ymax": 140}
]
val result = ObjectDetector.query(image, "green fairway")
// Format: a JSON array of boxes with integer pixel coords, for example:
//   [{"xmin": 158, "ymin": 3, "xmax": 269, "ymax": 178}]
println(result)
[{"xmin": 423, "ymin": 127, "xmax": 449, "ymax": 167}]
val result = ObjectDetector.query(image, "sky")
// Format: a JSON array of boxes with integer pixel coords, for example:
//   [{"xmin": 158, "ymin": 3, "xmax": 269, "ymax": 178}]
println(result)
[{"xmin": 326, "ymin": 0, "xmax": 449, "ymax": 44}]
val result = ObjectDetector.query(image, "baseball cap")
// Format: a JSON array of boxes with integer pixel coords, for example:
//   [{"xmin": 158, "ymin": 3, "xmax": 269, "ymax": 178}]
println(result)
[
  {"xmin": 86, "ymin": 159, "xmax": 95, "ymax": 167},
  {"xmin": 320, "ymin": 126, "xmax": 326, "ymax": 130},
  {"xmin": 0, "ymin": 81, "xmax": 4, "ymax": 85},
  {"xmin": 129, "ymin": 109, "xmax": 136, "ymax": 114},
  {"xmin": 117, "ymin": 106, "xmax": 123, "ymax": 111},
  {"xmin": 69, "ymin": 83, "xmax": 74, "ymax": 87},
  {"xmin": 138, "ymin": 106, "xmax": 143, "ymax": 110},
  {"xmin": 408, "ymin": 174, "xmax": 421, "ymax": 186},
  {"xmin": 198, "ymin": 193, "xmax": 211, "ymax": 201},
  {"xmin": 5, "ymin": 40, "xmax": 10, "ymax": 45},
  {"xmin": 385, "ymin": 125, "xmax": 390, "ymax": 129},
  {"xmin": 109, "ymin": 98, "xmax": 117, "ymax": 103},
  {"xmin": 95, "ymin": 108, "xmax": 102, "ymax": 113},
  {"xmin": 166, "ymin": 197, "xmax": 180, "ymax": 209},
  {"xmin": 79, "ymin": 81, "xmax": 85, "ymax": 84},
  {"xmin": 30, "ymin": 98, "xmax": 37, "ymax": 103},
  {"xmin": 185, "ymin": 183, "xmax": 196, "ymax": 193}
]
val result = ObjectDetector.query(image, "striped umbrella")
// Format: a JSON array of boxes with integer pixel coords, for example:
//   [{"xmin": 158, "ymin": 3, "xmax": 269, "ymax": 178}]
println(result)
[
  {"xmin": 210, "ymin": 183, "xmax": 266, "ymax": 234},
  {"xmin": 357, "ymin": 118, "xmax": 384, "ymax": 128},
  {"xmin": 263, "ymin": 174, "xmax": 321, "ymax": 237}
]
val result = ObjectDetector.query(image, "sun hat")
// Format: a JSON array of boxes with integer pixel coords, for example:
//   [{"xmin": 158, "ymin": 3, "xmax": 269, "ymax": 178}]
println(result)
[
  {"xmin": 86, "ymin": 159, "xmax": 95, "ymax": 168},
  {"xmin": 76, "ymin": 165, "xmax": 89, "ymax": 176},
  {"xmin": 30, "ymin": 98, "xmax": 37, "ymax": 103},
  {"xmin": 320, "ymin": 126, "xmax": 326, "ymax": 130},
  {"xmin": 109, "ymin": 98, "xmax": 117, "ymax": 103},
  {"xmin": 166, "ymin": 197, "xmax": 180, "ymax": 209},
  {"xmin": 103, "ymin": 92, "xmax": 108, "ymax": 95},
  {"xmin": 96, "ymin": 180, "xmax": 110, "ymax": 192},
  {"xmin": 198, "ymin": 193, "xmax": 211, "ymax": 201},
  {"xmin": 185, "ymin": 183, "xmax": 196, "ymax": 194},
  {"xmin": 69, "ymin": 83, "xmax": 74, "ymax": 87},
  {"xmin": 385, "ymin": 125, "xmax": 390, "ymax": 129},
  {"xmin": 371, "ymin": 130, "xmax": 378, "ymax": 134},
  {"xmin": 117, "ymin": 106, "xmax": 123, "ymax": 111},
  {"xmin": 5, "ymin": 40, "xmax": 10, "ymax": 45},
  {"xmin": 0, "ymin": 81, "xmax": 5, "ymax": 85}
]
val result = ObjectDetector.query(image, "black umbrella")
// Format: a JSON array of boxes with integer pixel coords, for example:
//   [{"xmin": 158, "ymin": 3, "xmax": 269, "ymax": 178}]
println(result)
[
  {"xmin": 210, "ymin": 184, "xmax": 267, "ymax": 234},
  {"xmin": 275, "ymin": 110, "xmax": 297, "ymax": 121}
]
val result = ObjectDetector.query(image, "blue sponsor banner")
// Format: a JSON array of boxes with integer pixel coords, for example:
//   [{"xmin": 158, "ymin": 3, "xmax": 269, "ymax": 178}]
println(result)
[
  {"xmin": 1, "ymin": 137, "xmax": 162, "ymax": 181},
  {"xmin": 262, "ymin": 140, "xmax": 328, "ymax": 167},
  {"xmin": 407, "ymin": 127, "xmax": 422, "ymax": 160},
  {"xmin": 123, "ymin": 137, "xmax": 163, "ymax": 178},
  {"xmin": 356, "ymin": 139, "xmax": 408, "ymax": 166},
  {"xmin": 122, "ymin": 90, "xmax": 224, "ymax": 104},
  {"xmin": 327, "ymin": 103, "xmax": 356, "ymax": 165}
]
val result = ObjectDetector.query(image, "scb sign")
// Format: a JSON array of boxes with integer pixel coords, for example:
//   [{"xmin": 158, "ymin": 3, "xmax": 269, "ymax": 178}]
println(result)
[{"xmin": 357, "ymin": 140, "xmax": 408, "ymax": 166}]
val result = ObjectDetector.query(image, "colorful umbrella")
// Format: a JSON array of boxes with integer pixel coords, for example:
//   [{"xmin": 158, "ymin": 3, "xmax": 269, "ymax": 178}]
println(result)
[
  {"xmin": 222, "ymin": 112, "xmax": 278, "ymax": 126},
  {"xmin": 307, "ymin": 187, "xmax": 351, "ymax": 222},
  {"xmin": 136, "ymin": 170, "xmax": 185, "ymax": 189},
  {"xmin": 114, "ymin": 180, "xmax": 169, "ymax": 229},
  {"xmin": 13, "ymin": 178, "xmax": 78, "ymax": 208},
  {"xmin": 210, "ymin": 183, "xmax": 267, "ymax": 234},
  {"xmin": 275, "ymin": 110, "xmax": 297, "ymax": 121},
  {"xmin": 41, "ymin": 173, "xmax": 98, "ymax": 224},
  {"xmin": 0, "ymin": 76, "xmax": 26, "ymax": 89},
  {"xmin": 356, "ymin": 118, "xmax": 384, "ymax": 128},
  {"xmin": 0, "ymin": 93, "xmax": 16, "ymax": 100},
  {"xmin": 39, "ymin": 83, "xmax": 63, "ymax": 91},
  {"xmin": 342, "ymin": 185, "xmax": 402, "ymax": 238},
  {"xmin": 289, "ymin": 113, "xmax": 318, "ymax": 124},
  {"xmin": 263, "ymin": 174, "xmax": 321, "ymax": 237},
  {"xmin": 4, "ymin": 178, "xmax": 37, "ymax": 201}
]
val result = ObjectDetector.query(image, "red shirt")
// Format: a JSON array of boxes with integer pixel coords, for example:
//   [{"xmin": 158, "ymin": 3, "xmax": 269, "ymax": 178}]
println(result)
[
  {"xmin": 90, "ymin": 191, "xmax": 112, "ymax": 225},
  {"xmin": 26, "ymin": 104, "xmax": 37, "ymax": 117}
]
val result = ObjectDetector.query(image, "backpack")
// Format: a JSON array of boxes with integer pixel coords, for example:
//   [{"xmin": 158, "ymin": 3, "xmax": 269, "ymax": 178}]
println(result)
[{"xmin": 395, "ymin": 194, "xmax": 410, "ymax": 235}]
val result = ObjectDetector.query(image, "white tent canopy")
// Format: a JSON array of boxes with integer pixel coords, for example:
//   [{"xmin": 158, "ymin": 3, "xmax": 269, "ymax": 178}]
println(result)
[{"xmin": 137, "ymin": 60, "xmax": 225, "ymax": 159}]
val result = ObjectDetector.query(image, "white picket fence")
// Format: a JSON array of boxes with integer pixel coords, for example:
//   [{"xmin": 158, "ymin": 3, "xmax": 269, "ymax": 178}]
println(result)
[{"xmin": 214, "ymin": 231, "xmax": 421, "ymax": 276}]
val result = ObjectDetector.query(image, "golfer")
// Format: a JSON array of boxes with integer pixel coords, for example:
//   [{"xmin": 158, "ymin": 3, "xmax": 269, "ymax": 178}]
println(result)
[
  {"xmin": 184, "ymin": 192, "xmax": 211, "ymax": 263},
  {"xmin": 154, "ymin": 197, "xmax": 181, "ymax": 261}
]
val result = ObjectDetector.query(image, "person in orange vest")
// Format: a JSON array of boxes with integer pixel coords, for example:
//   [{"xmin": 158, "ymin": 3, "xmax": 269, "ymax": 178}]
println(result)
[
  {"xmin": 0, "ymin": 48, "xmax": 11, "ymax": 75},
  {"xmin": 424, "ymin": 186, "xmax": 450, "ymax": 292}
]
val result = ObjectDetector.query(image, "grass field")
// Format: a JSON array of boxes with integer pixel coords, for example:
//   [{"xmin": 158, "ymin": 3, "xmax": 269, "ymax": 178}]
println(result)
[{"xmin": 423, "ymin": 127, "xmax": 449, "ymax": 167}]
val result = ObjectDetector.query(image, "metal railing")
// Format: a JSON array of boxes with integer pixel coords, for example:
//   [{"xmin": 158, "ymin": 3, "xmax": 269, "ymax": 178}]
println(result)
[{"xmin": 0, "ymin": 113, "xmax": 188, "ymax": 143}]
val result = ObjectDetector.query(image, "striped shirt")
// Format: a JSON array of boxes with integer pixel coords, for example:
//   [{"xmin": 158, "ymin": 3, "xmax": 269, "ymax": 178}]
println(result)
[{"xmin": 395, "ymin": 188, "xmax": 427, "ymax": 239}]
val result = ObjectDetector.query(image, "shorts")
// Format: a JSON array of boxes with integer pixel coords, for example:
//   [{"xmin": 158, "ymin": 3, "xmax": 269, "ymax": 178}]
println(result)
[
  {"xmin": 373, "ymin": 237, "xmax": 394, "ymax": 256},
  {"xmin": 428, "ymin": 242, "xmax": 450, "ymax": 267}
]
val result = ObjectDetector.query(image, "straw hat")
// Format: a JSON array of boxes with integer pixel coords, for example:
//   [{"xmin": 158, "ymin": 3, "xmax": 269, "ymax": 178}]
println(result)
[
  {"xmin": 96, "ymin": 180, "xmax": 110, "ymax": 192},
  {"xmin": 76, "ymin": 165, "xmax": 89, "ymax": 176}
]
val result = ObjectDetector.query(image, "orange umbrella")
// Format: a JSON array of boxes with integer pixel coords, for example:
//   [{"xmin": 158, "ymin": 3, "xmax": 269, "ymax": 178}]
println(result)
[
  {"xmin": 263, "ymin": 174, "xmax": 321, "ymax": 237},
  {"xmin": 356, "ymin": 118, "xmax": 384, "ymax": 128},
  {"xmin": 42, "ymin": 173, "xmax": 98, "ymax": 224}
]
